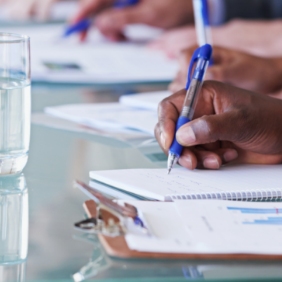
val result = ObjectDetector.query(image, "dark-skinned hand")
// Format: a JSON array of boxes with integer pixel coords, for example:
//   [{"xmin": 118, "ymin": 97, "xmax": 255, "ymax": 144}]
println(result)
[{"xmin": 156, "ymin": 81, "xmax": 282, "ymax": 170}]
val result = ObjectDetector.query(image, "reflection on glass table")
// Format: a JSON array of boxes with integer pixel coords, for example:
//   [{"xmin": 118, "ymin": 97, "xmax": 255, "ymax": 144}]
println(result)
[
  {"xmin": 72, "ymin": 233, "xmax": 282, "ymax": 282},
  {"xmin": 0, "ymin": 174, "xmax": 28, "ymax": 282}
]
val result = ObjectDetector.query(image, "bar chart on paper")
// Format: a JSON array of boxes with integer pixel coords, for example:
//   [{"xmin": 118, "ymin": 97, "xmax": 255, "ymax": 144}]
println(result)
[
  {"xmin": 125, "ymin": 200, "xmax": 282, "ymax": 255},
  {"xmin": 227, "ymin": 206, "xmax": 282, "ymax": 225},
  {"xmin": 227, "ymin": 207, "xmax": 282, "ymax": 214}
]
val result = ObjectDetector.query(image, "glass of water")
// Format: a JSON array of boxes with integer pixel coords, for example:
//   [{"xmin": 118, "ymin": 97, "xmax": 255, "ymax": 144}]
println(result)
[
  {"xmin": 0, "ymin": 174, "xmax": 28, "ymax": 282},
  {"xmin": 0, "ymin": 33, "xmax": 31, "ymax": 175}
]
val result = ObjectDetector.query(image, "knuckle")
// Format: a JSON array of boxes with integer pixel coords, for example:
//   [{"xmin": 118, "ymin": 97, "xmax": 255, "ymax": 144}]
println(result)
[
  {"xmin": 158, "ymin": 97, "xmax": 171, "ymax": 113},
  {"xmin": 201, "ymin": 80, "xmax": 219, "ymax": 96}
]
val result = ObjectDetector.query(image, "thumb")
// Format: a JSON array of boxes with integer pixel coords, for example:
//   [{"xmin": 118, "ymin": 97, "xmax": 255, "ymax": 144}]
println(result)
[{"xmin": 176, "ymin": 112, "xmax": 238, "ymax": 146}]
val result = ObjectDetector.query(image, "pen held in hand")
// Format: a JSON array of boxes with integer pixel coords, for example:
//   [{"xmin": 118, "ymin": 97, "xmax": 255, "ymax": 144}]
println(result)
[
  {"xmin": 167, "ymin": 44, "xmax": 213, "ymax": 174},
  {"xmin": 63, "ymin": 0, "xmax": 139, "ymax": 38}
]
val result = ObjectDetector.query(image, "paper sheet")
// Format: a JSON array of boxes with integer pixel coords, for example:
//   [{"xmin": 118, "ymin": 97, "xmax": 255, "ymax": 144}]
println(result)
[
  {"xmin": 0, "ymin": 23, "xmax": 176, "ymax": 84},
  {"xmin": 119, "ymin": 91, "xmax": 171, "ymax": 111},
  {"xmin": 45, "ymin": 102, "xmax": 157, "ymax": 135},
  {"xmin": 125, "ymin": 200, "xmax": 282, "ymax": 254},
  {"xmin": 90, "ymin": 165, "xmax": 282, "ymax": 201}
]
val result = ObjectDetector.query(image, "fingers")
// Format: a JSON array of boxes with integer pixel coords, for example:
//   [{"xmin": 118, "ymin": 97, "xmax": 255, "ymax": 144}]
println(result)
[
  {"xmin": 155, "ymin": 89, "xmax": 186, "ymax": 151},
  {"xmin": 79, "ymin": 30, "xmax": 88, "ymax": 42},
  {"xmin": 71, "ymin": 0, "xmax": 112, "ymax": 23},
  {"xmin": 95, "ymin": 5, "xmax": 147, "ymax": 40},
  {"xmin": 177, "ymin": 147, "xmax": 238, "ymax": 170},
  {"xmin": 35, "ymin": 0, "xmax": 56, "ymax": 21},
  {"xmin": 8, "ymin": 0, "xmax": 35, "ymax": 20}
]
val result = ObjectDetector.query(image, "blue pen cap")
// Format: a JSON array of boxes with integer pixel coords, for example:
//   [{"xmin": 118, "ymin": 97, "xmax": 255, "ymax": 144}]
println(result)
[{"xmin": 185, "ymin": 44, "xmax": 212, "ymax": 89}]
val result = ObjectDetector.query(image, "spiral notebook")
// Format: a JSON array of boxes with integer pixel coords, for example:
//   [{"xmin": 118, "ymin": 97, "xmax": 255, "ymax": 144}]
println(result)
[{"xmin": 89, "ymin": 164, "xmax": 282, "ymax": 201}]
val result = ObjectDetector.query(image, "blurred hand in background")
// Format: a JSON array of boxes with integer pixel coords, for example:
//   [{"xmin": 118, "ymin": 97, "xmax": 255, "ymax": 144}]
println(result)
[
  {"xmin": 70, "ymin": 0, "xmax": 194, "ymax": 41},
  {"xmin": 169, "ymin": 45, "xmax": 282, "ymax": 95},
  {"xmin": 149, "ymin": 19, "xmax": 282, "ymax": 59},
  {"xmin": 1, "ymin": 0, "xmax": 60, "ymax": 21}
]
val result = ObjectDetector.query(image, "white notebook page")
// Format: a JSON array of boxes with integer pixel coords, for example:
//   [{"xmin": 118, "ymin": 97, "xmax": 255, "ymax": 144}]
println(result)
[
  {"xmin": 90, "ymin": 165, "xmax": 282, "ymax": 201},
  {"xmin": 119, "ymin": 91, "xmax": 171, "ymax": 111}
]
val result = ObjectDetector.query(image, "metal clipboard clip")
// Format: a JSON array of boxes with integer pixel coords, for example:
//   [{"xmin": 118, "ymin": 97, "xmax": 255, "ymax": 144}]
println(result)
[{"xmin": 74, "ymin": 180, "xmax": 149, "ymax": 237}]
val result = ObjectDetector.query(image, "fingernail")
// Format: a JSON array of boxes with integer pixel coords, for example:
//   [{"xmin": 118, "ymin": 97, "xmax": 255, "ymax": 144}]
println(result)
[
  {"xmin": 203, "ymin": 157, "xmax": 220, "ymax": 169},
  {"xmin": 177, "ymin": 126, "xmax": 196, "ymax": 145},
  {"xmin": 185, "ymin": 155, "xmax": 193, "ymax": 169},
  {"xmin": 223, "ymin": 150, "xmax": 238, "ymax": 162},
  {"xmin": 179, "ymin": 155, "xmax": 193, "ymax": 170}
]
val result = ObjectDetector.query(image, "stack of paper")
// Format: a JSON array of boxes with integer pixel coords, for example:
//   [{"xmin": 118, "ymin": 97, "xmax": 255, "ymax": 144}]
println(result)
[
  {"xmin": 119, "ymin": 91, "xmax": 171, "ymax": 111},
  {"xmin": 45, "ymin": 102, "xmax": 158, "ymax": 136},
  {"xmin": 44, "ymin": 90, "xmax": 170, "ymax": 136}
]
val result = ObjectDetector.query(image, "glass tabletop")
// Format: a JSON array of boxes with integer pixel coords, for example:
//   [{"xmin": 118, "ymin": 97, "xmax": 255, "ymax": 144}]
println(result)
[{"xmin": 1, "ymin": 81, "xmax": 282, "ymax": 282}]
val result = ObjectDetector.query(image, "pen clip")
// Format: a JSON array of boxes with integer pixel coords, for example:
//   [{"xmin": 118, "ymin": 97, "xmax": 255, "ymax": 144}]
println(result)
[
  {"xmin": 186, "ymin": 48, "xmax": 201, "ymax": 90},
  {"xmin": 186, "ymin": 44, "xmax": 213, "ymax": 89}
]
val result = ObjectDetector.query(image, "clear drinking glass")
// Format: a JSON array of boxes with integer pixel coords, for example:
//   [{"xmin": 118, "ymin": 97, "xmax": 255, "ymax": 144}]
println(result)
[
  {"xmin": 0, "ymin": 174, "xmax": 28, "ymax": 282},
  {"xmin": 0, "ymin": 33, "xmax": 31, "ymax": 175}
]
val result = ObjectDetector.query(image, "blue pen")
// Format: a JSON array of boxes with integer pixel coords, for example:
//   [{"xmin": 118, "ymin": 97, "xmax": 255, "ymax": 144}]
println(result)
[
  {"xmin": 63, "ymin": 19, "xmax": 92, "ymax": 37},
  {"xmin": 167, "ymin": 44, "xmax": 213, "ymax": 174},
  {"xmin": 192, "ymin": 0, "xmax": 212, "ymax": 46},
  {"xmin": 63, "ymin": 0, "xmax": 139, "ymax": 37}
]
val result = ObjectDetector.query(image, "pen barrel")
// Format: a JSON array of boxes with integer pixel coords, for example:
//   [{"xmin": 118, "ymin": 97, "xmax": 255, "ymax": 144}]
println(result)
[
  {"xmin": 169, "ymin": 116, "xmax": 191, "ymax": 157},
  {"xmin": 181, "ymin": 79, "xmax": 203, "ymax": 120},
  {"xmin": 169, "ymin": 79, "xmax": 202, "ymax": 157}
]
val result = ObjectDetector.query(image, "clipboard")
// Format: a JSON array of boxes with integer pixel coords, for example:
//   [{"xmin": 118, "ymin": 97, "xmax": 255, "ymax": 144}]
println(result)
[{"xmin": 74, "ymin": 181, "xmax": 282, "ymax": 261}]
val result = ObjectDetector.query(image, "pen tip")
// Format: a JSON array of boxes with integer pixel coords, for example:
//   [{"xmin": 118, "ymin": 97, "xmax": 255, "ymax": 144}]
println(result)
[{"xmin": 167, "ymin": 168, "xmax": 171, "ymax": 175}]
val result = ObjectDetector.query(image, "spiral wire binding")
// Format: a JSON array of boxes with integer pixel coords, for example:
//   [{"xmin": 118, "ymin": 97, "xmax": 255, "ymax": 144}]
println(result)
[{"xmin": 169, "ymin": 189, "xmax": 282, "ymax": 202}]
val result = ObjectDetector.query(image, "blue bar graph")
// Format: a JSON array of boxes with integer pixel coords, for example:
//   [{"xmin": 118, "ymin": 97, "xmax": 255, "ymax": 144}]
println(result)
[
  {"xmin": 243, "ymin": 217, "xmax": 282, "ymax": 225},
  {"xmin": 227, "ymin": 207, "xmax": 282, "ymax": 214}
]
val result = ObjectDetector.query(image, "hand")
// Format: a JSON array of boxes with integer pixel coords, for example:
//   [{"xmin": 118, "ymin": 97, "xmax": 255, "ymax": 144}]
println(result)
[
  {"xmin": 149, "ymin": 19, "xmax": 282, "ymax": 59},
  {"xmin": 71, "ymin": 0, "xmax": 193, "ymax": 41},
  {"xmin": 155, "ymin": 81, "xmax": 282, "ymax": 170},
  {"xmin": 169, "ymin": 45, "xmax": 282, "ymax": 95},
  {"xmin": 3, "ymin": 0, "xmax": 59, "ymax": 21}
]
